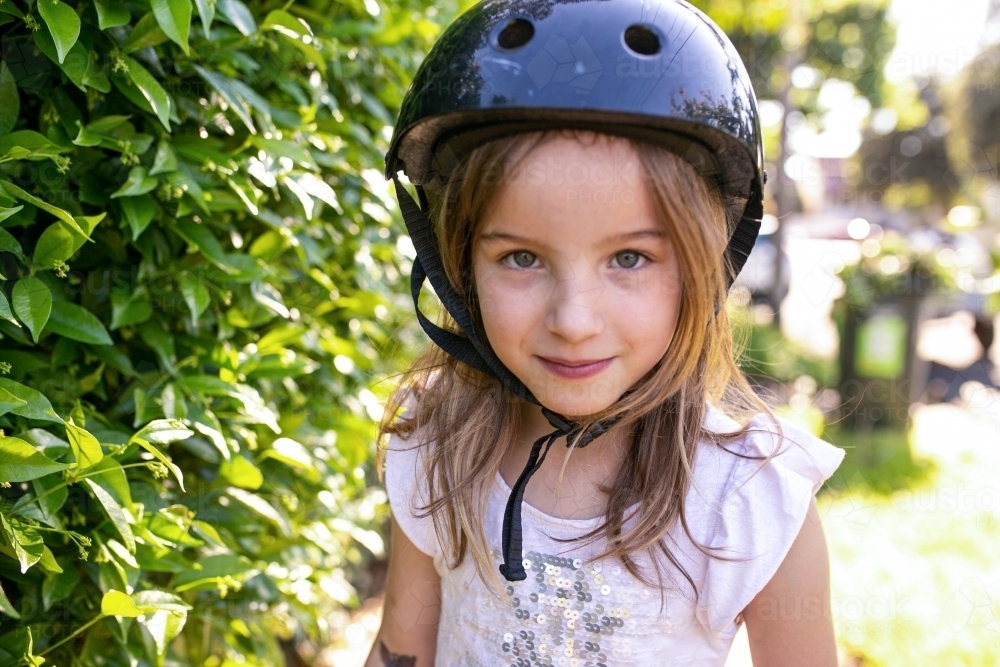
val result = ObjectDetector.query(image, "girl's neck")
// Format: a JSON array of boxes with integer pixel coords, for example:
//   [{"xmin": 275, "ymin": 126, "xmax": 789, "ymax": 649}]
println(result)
[
  {"xmin": 499, "ymin": 401, "xmax": 634, "ymax": 520},
  {"xmin": 516, "ymin": 401, "xmax": 627, "ymax": 459}
]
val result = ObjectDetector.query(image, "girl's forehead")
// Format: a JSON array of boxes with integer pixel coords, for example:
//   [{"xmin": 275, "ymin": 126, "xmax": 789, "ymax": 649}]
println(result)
[
  {"xmin": 476, "ymin": 160, "xmax": 661, "ymax": 244},
  {"xmin": 513, "ymin": 133, "xmax": 642, "ymax": 174},
  {"xmin": 484, "ymin": 136, "xmax": 647, "ymax": 211}
]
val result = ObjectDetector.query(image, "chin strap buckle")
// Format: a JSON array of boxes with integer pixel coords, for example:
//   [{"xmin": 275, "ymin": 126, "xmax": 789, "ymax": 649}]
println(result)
[
  {"xmin": 540, "ymin": 408, "xmax": 575, "ymax": 433},
  {"xmin": 541, "ymin": 408, "xmax": 614, "ymax": 449}
]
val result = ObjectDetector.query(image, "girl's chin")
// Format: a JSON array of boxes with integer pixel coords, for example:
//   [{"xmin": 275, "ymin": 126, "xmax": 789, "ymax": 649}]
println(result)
[{"xmin": 525, "ymin": 381, "xmax": 628, "ymax": 419}]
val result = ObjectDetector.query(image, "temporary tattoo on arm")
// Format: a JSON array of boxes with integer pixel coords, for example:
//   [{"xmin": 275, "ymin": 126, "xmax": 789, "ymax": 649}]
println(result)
[{"xmin": 380, "ymin": 640, "xmax": 417, "ymax": 667}]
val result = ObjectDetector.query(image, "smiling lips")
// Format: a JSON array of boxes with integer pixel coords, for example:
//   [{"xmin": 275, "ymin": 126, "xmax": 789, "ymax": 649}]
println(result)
[{"xmin": 536, "ymin": 356, "xmax": 614, "ymax": 379}]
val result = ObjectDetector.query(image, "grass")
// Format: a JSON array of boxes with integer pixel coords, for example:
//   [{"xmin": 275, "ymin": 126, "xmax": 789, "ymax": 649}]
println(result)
[
  {"xmin": 820, "ymin": 400, "xmax": 1000, "ymax": 666},
  {"xmin": 823, "ymin": 425, "xmax": 938, "ymax": 497}
]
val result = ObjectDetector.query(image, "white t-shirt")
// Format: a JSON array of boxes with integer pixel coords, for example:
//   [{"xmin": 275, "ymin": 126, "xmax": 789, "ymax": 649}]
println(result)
[{"xmin": 383, "ymin": 406, "xmax": 845, "ymax": 667}]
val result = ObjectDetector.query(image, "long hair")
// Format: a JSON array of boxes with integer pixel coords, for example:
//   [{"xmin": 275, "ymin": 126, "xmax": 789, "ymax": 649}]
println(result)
[{"xmin": 376, "ymin": 129, "xmax": 783, "ymax": 615}]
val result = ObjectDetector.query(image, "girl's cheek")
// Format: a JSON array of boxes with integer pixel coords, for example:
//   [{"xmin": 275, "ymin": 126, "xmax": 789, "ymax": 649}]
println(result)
[
  {"xmin": 478, "ymin": 268, "xmax": 549, "ymax": 312},
  {"xmin": 606, "ymin": 266, "xmax": 681, "ymax": 299}
]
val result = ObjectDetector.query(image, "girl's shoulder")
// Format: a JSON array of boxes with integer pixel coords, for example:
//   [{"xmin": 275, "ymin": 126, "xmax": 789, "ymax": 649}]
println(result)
[
  {"xmin": 691, "ymin": 404, "xmax": 845, "ymax": 638},
  {"xmin": 380, "ymin": 390, "xmax": 440, "ymax": 559},
  {"xmin": 700, "ymin": 404, "xmax": 845, "ymax": 497}
]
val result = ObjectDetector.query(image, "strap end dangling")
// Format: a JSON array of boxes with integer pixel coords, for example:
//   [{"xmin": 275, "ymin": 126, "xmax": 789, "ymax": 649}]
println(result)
[{"xmin": 499, "ymin": 562, "xmax": 527, "ymax": 581}]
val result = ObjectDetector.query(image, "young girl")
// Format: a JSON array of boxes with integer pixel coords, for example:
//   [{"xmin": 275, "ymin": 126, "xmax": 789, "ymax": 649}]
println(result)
[{"xmin": 368, "ymin": 2, "xmax": 845, "ymax": 666}]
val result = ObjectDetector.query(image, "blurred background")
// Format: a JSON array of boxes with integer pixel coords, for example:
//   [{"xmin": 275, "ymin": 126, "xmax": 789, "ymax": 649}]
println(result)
[
  {"xmin": 0, "ymin": 0, "xmax": 998, "ymax": 665},
  {"xmin": 324, "ymin": 0, "xmax": 1000, "ymax": 665}
]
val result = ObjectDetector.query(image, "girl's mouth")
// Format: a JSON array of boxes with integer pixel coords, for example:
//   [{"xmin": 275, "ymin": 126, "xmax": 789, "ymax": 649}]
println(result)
[{"xmin": 536, "ymin": 356, "xmax": 614, "ymax": 379}]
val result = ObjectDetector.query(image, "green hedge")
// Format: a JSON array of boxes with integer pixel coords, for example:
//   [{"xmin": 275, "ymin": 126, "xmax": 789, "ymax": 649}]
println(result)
[{"xmin": 0, "ymin": 0, "xmax": 451, "ymax": 663}]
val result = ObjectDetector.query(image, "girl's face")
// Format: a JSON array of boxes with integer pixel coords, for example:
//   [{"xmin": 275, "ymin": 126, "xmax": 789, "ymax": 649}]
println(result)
[{"xmin": 472, "ymin": 134, "xmax": 682, "ymax": 418}]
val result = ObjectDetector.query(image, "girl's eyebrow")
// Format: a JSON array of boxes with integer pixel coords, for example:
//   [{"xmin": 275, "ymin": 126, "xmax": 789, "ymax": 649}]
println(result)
[{"xmin": 478, "ymin": 228, "xmax": 667, "ymax": 245}]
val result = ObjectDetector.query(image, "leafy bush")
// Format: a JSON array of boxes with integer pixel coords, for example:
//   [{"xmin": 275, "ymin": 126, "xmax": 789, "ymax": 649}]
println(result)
[{"xmin": 0, "ymin": 0, "xmax": 450, "ymax": 663}]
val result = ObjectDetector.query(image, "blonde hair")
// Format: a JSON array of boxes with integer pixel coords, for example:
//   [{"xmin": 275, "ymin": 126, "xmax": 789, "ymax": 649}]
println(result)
[{"xmin": 376, "ymin": 129, "xmax": 783, "ymax": 614}]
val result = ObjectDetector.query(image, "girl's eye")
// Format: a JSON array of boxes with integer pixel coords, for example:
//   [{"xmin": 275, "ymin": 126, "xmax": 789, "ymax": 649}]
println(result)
[
  {"xmin": 614, "ymin": 251, "xmax": 645, "ymax": 269},
  {"xmin": 505, "ymin": 251, "xmax": 538, "ymax": 269}
]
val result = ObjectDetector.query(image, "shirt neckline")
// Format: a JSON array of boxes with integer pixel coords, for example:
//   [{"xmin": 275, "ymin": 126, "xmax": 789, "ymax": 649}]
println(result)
[{"xmin": 492, "ymin": 470, "xmax": 641, "ymax": 526}]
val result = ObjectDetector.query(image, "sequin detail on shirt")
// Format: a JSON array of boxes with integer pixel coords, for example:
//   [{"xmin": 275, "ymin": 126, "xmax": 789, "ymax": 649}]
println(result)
[{"xmin": 491, "ymin": 548, "xmax": 639, "ymax": 666}]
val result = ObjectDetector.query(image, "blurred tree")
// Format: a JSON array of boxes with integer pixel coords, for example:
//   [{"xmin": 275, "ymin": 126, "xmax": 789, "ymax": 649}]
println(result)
[
  {"xmin": 858, "ymin": 77, "xmax": 960, "ymax": 214},
  {"xmin": 690, "ymin": 0, "xmax": 896, "ymax": 315},
  {"xmin": 958, "ymin": 42, "xmax": 1000, "ymax": 205}
]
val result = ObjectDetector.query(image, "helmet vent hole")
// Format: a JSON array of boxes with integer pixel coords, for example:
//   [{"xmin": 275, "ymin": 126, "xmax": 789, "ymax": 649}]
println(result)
[
  {"xmin": 496, "ymin": 18, "xmax": 534, "ymax": 50},
  {"xmin": 624, "ymin": 25, "xmax": 661, "ymax": 56}
]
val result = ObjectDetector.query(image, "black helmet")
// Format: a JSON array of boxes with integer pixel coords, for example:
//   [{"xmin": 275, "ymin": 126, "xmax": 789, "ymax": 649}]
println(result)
[{"xmin": 384, "ymin": 0, "xmax": 765, "ymax": 582}]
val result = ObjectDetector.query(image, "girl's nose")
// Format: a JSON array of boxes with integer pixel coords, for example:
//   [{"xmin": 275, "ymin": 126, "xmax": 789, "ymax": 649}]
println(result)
[{"xmin": 544, "ymin": 272, "xmax": 605, "ymax": 343}]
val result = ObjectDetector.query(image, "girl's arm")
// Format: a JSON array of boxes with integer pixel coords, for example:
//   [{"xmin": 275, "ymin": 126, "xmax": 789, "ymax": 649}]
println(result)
[
  {"xmin": 364, "ymin": 516, "xmax": 442, "ymax": 667},
  {"xmin": 742, "ymin": 497, "xmax": 838, "ymax": 667}
]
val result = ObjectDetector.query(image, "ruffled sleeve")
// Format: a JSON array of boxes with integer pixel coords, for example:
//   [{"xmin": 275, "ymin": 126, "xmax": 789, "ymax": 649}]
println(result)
[
  {"xmin": 694, "ymin": 415, "xmax": 845, "ymax": 638},
  {"xmin": 383, "ymin": 430, "xmax": 439, "ymax": 559}
]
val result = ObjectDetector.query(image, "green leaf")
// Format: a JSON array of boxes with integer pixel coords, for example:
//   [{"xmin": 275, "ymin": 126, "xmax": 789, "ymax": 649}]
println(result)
[
  {"xmin": 193, "ymin": 0, "xmax": 214, "ymax": 37},
  {"xmin": 123, "ymin": 57, "xmax": 172, "ymax": 131},
  {"xmin": 151, "ymin": 0, "xmax": 192, "ymax": 54},
  {"xmin": 32, "ymin": 221, "xmax": 86, "ymax": 268},
  {"xmin": 261, "ymin": 437, "xmax": 314, "ymax": 470},
  {"xmin": 89, "ymin": 115, "xmax": 132, "ymax": 134},
  {"xmin": 83, "ymin": 49, "xmax": 111, "ymax": 92},
  {"xmin": 178, "ymin": 272, "xmax": 210, "ymax": 323},
  {"xmin": 216, "ymin": 0, "xmax": 256, "ymax": 35},
  {"xmin": 0, "ymin": 386, "xmax": 27, "ymax": 415},
  {"xmin": 64, "ymin": 420, "xmax": 104, "ymax": 470},
  {"xmin": 46, "ymin": 300, "xmax": 113, "ymax": 345},
  {"xmin": 130, "ymin": 437, "xmax": 185, "ymax": 491},
  {"xmin": 188, "ymin": 405, "xmax": 229, "ymax": 461},
  {"xmin": 282, "ymin": 34, "xmax": 327, "ymax": 73},
  {"xmin": 31, "ymin": 213, "xmax": 105, "ymax": 269},
  {"xmin": 0, "ymin": 130, "xmax": 72, "ymax": 161},
  {"xmin": 0, "ymin": 436, "xmax": 70, "ymax": 483},
  {"xmin": 173, "ymin": 220, "xmax": 236, "ymax": 272},
  {"xmin": 30, "ymin": 473, "xmax": 68, "ymax": 526},
  {"xmin": 90, "ymin": 457, "xmax": 134, "ymax": 509},
  {"xmin": 0, "ymin": 582, "xmax": 20, "ymax": 618},
  {"xmin": 123, "ymin": 12, "xmax": 169, "ymax": 53},
  {"xmin": 0, "ymin": 514, "xmax": 45, "ymax": 573},
  {"xmin": 145, "ymin": 505, "xmax": 201, "ymax": 546},
  {"xmin": 37, "ymin": 0, "xmax": 81, "ymax": 65},
  {"xmin": 262, "ymin": 10, "xmax": 312, "ymax": 36},
  {"xmin": 32, "ymin": 23, "xmax": 90, "ymax": 91},
  {"xmin": 84, "ymin": 479, "xmax": 135, "ymax": 552},
  {"xmin": 149, "ymin": 140, "xmax": 178, "ymax": 175},
  {"xmin": 119, "ymin": 194, "xmax": 157, "ymax": 240},
  {"xmin": 251, "ymin": 280, "xmax": 289, "ymax": 318},
  {"xmin": 101, "ymin": 589, "xmax": 142, "ymax": 617},
  {"xmin": 42, "ymin": 567, "xmax": 79, "ymax": 612},
  {"xmin": 0, "ymin": 225, "xmax": 25, "ymax": 279},
  {"xmin": 107, "ymin": 538, "xmax": 139, "ymax": 568},
  {"xmin": 0, "ymin": 2, "xmax": 24, "ymax": 18},
  {"xmin": 94, "ymin": 0, "xmax": 130, "ymax": 29},
  {"xmin": 89, "ymin": 344, "xmax": 135, "ymax": 375},
  {"xmin": 194, "ymin": 66, "xmax": 256, "ymax": 133},
  {"xmin": 110, "ymin": 289, "xmax": 152, "ymax": 329},
  {"xmin": 0, "ymin": 293, "xmax": 19, "ymax": 327},
  {"xmin": 133, "ymin": 419, "xmax": 194, "ymax": 445},
  {"xmin": 253, "ymin": 137, "xmax": 316, "ymax": 170},
  {"xmin": 0, "ymin": 178, "xmax": 89, "ymax": 237},
  {"xmin": 0, "ymin": 379, "xmax": 62, "ymax": 423},
  {"xmin": 0, "ymin": 62, "xmax": 19, "ymax": 137},
  {"xmin": 112, "ymin": 166, "xmax": 158, "ymax": 198},
  {"xmin": 225, "ymin": 487, "xmax": 289, "ymax": 535},
  {"xmin": 218, "ymin": 454, "xmax": 262, "ymax": 490},
  {"xmin": 12, "ymin": 276, "xmax": 52, "ymax": 343},
  {"xmin": 190, "ymin": 519, "xmax": 225, "ymax": 546},
  {"xmin": 171, "ymin": 552, "xmax": 255, "ymax": 590},
  {"xmin": 137, "ymin": 320, "xmax": 175, "ymax": 369},
  {"xmin": 133, "ymin": 591, "xmax": 190, "ymax": 655}
]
